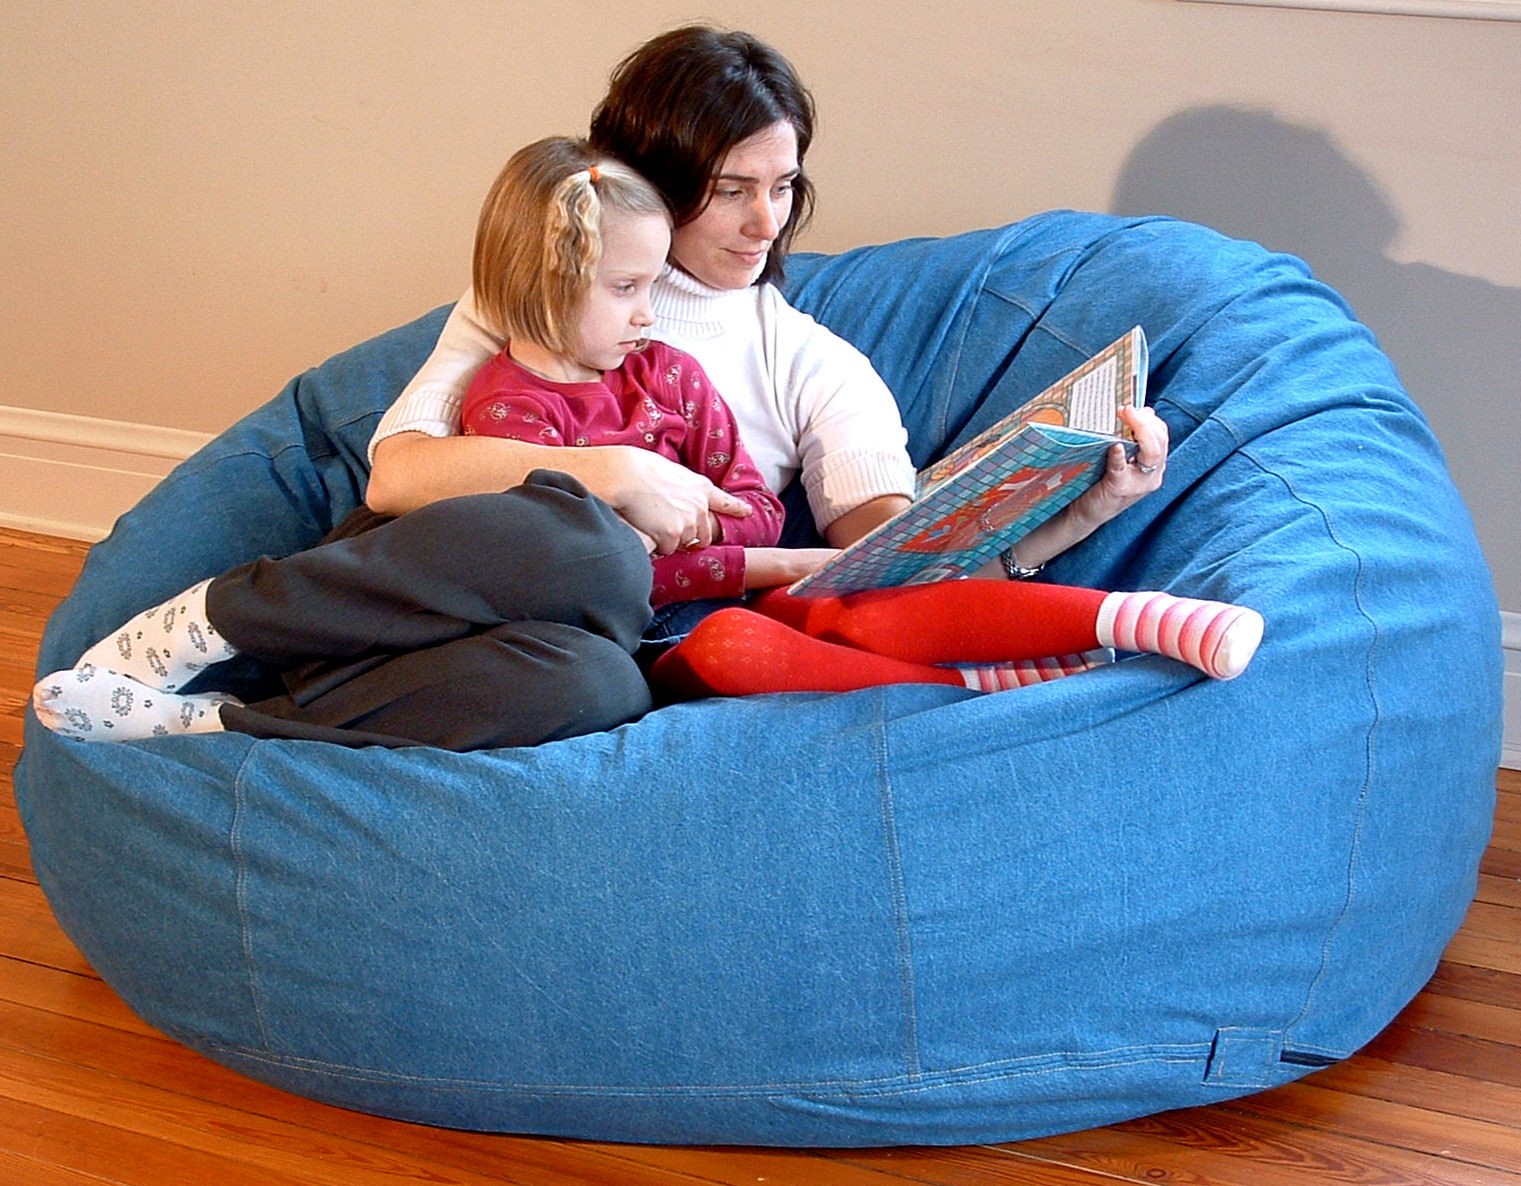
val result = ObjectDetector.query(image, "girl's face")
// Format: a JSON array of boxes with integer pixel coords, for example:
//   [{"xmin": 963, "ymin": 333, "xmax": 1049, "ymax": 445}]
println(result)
[
  {"xmin": 669, "ymin": 120, "xmax": 799, "ymax": 291},
  {"xmin": 569, "ymin": 208, "xmax": 670, "ymax": 377}
]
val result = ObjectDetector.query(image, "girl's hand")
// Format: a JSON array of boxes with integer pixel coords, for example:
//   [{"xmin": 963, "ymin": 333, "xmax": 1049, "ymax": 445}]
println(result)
[{"xmin": 743, "ymin": 548, "xmax": 840, "ymax": 590}]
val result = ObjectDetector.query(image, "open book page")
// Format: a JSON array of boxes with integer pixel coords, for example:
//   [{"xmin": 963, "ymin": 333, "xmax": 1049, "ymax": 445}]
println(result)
[{"xmin": 790, "ymin": 327, "xmax": 1147, "ymax": 597}]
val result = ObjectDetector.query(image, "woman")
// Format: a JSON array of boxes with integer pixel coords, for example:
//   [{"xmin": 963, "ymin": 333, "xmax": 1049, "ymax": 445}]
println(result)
[{"xmin": 366, "ymin": 25, "xmax": 1168, "ymax": 568}]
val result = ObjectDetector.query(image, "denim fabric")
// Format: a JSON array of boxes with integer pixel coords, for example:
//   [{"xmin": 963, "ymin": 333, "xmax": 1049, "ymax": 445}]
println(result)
[{"xmin": 16, "ymin": 212, "xmax": 1500, "ymax": 1145}]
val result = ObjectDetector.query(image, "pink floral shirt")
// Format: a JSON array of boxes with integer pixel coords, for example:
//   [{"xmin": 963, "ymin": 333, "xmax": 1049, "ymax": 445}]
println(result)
[{"xmin": 462, "ymin": 341, "xmax": 784, "ymax": 605}]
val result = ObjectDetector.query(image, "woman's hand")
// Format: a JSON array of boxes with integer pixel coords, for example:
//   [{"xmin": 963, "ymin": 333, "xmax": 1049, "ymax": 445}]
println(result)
[
  {"xmin": 1065, "ymin": 405, "xmax": 1168, "ymax": 536},
  {"xmin": 595, "ymin": 448, "xmax": 753, "ymax": 556},
  {"xmin": 1004, "ymin": 405, "xmax": 1169, "ymax": 570},
  {"xmin": 743, "ymin": 547, "xmax": 840, "ymax": 590}
]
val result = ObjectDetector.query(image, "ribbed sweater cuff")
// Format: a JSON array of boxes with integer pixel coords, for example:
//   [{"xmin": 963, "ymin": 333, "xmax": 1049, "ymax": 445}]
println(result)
[{"xmin": 803, "ymin": 449, "xmax": 918, "ymax": 529}]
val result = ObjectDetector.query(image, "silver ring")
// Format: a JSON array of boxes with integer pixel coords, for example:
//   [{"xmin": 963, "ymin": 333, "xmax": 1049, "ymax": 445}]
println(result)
[
  {"xmin": 684, "ymin": 538, "xmax": 702, "ymax": 549},
  {"xmin": 1137, "ymin": 463, "xmax": 1158, "ymax": 475}
]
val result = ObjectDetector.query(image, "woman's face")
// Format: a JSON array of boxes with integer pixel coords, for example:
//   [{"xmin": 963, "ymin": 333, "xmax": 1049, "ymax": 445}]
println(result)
[{"xmin": 669, "ymin": 120, "xmax": 799, "ymax": 290}]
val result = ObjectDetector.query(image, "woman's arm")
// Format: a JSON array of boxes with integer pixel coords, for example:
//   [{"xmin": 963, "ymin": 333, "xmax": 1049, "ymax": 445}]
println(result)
[
  {"xmin": 822, "ymin": 493, "xmax": 910, "ymax": 547},
  {"xmin": 997, "ymin": 405, "xmax": 1169, "ymax": 571},
  {"xmin": 764, "ymin": 291, "xmax": 919, "ymax": 536},
  {"xmin": 365, "ymin": 296, "xmax": 750, "ymax": 551}
]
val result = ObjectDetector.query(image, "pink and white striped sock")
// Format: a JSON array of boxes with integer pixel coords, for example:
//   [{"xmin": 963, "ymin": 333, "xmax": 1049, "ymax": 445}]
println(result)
[
  {"xmin": 955, "ymin": 648, "xmax": 1116, "ymax": 692},
  {"xmin": 1095, "ymin": 591, "xmax": 1263, "ymax": 680}
]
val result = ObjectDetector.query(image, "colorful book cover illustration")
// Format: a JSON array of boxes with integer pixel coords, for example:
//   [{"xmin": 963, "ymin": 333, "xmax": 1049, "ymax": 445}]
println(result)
[{"xmin": 790, "ymin": 327, "xmax": 1148, "ymax": 597}]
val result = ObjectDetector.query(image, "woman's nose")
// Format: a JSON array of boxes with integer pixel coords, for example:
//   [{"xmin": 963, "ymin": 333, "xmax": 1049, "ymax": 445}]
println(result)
[{"xmin": 746, "ymin": 195, "xmax": 781, "ymax": 240}]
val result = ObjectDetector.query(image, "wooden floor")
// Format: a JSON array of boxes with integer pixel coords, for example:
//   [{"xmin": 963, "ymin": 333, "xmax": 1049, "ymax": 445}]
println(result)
[{"xmin": 0, "ymin": 524, "xmax": 1517, "ymax": 1186}]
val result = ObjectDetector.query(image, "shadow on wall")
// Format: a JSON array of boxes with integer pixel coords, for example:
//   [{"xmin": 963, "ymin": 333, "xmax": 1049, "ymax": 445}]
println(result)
[{"xmin": 1111, "ymin": 105, "xmax": 1519, "ymax": 601}]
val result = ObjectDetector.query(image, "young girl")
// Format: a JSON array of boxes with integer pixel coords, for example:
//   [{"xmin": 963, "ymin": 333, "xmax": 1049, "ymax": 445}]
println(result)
[
  {"xmin": 31, "ymin": 140, "xmax": 799, "ymax": 749},
  {"xmin": 458, "ymin": 138, "xmax": 789, "ymax": 606}
]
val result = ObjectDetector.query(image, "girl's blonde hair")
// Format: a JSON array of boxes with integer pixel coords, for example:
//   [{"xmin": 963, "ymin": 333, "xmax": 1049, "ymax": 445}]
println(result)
[{"xmin": 473, "ymin": 137, "xmax": 670, "ymax": 356}]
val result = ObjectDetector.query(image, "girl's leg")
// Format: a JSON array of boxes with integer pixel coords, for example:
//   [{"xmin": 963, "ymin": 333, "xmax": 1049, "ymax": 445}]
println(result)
[
  {"xmin": 649, "ymin": 608, "xmax": 1109, "ymax": 699},
  {"xmin": 752, "ymin": 580, "xmax": 1262, "ymax": 680}
]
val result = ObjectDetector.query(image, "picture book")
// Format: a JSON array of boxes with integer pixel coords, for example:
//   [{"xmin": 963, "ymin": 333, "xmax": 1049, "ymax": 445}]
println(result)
[{"xmin": 789, "ymin": 326, "xmax": 1149, "ymax": 597}]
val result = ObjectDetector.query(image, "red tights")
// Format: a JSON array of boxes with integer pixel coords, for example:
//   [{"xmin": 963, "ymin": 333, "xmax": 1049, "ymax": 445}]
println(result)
[{"xmin": 651, "ymin": 580, "xmax": 1107, "ymax": 698}]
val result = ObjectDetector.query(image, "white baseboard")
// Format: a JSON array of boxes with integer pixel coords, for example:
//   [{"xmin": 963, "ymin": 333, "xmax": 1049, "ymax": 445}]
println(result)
[
  {"xmin": 1503, "ymin": 611, "xmax": 1521, "ymax": 771},
  {"xmin": 3, "ymin": 405, "xmax": 1518, "ymax": 769},
  {"xmin": 0, "ymin": 406, "xmax": 213, "ymax": 543}
]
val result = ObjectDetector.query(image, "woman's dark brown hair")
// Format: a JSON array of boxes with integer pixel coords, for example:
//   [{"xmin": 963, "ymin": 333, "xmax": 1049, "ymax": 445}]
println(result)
[{"xmin": 589, "ymin": 26, "xmax": 816, "ymax": 286}]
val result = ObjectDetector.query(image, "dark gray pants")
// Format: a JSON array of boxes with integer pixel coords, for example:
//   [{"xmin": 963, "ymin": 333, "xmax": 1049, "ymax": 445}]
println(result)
[{"xmin": 210, "ymin": 471, "xmax": 655, "ymax": 750}]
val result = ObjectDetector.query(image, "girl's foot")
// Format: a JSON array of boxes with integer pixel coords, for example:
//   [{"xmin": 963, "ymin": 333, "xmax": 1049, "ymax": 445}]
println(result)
[
  {"xmin": 1096, "ymin": 591, "xmax": 1263, "ymax": 679},
  {"xmin": 954, "ymin": 648, "xmax": 1115, "ymax": 690}
]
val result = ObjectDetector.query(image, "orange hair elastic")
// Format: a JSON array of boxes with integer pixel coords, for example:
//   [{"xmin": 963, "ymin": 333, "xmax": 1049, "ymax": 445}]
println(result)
[{"xmin": 587, "ymin": 165, "xmax": 601, "ymax": 184}]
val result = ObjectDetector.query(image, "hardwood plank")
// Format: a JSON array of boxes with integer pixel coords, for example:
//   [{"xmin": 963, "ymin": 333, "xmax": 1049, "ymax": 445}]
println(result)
[
  {"xmin": 0, "ymin": 995, "xmax": 804, "ymax": 1186},
  {"xmin": 0, "ymin": 1040, "xmax": 720, "ymax": 1186},
  {"xmin": 1442, "ymin": 931, "xmax": 1521, "ymax": 977},
  {"xmin": 0, "ymin": 1148, "xmax": 120, "ymax": 1186},
  {"xmin": 1221, "ymin": 1078, "xmax": 1521, "ymax": 1176},
  {"xmin": 829, "ymin": 1144, "xmax": 1156, "ymax": 1185},
  {"xmin": 606, "ymin": 1144, "xmax": 973, "ymax": 1186},
  {"xmin": 0, "ymin": 877, "xmax": 92, "ymax": 975},
  {"xmin": 1475, "ymin": 871, "xmax": 1521, "ymax": 910},
  {"xmin": 1359, "ymin": 1022, "xmax": 1521, "ymax": 1091},
  {"xmin": 0, "ymin": 958, "xmax": 145, "ymax": 1037},
  {"xmin": 1491, "ymin": 796, "xmax": 1520, "ymax": 855},
  {"xmin": 995, "ymin": 1102, "xmax": 1521, "ymax": 1186},
  {"xmin": 1308, "ymin": 1055, "xmax": 1521, "ymax": 1131},
  {"xmin": 1424, "ymin": 962, "xmax": 1521, "ymax": 1011},
  {"xmin": 1482, "ymin": 846, "xmax": 1521, "ymax": 882},
  {"xmin": 1393, "ymin": 981, "xmax": 1521, "ymax": 1045},
  {"xmin": 0, "ymin": 1092, "xmax": 349, "ymax": 1186}
]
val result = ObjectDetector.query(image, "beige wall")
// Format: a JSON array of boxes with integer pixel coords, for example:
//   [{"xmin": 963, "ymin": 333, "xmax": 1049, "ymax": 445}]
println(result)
[{"xmin": 3, "ymin": 0, "xmax": 1518, "ymax": 606}]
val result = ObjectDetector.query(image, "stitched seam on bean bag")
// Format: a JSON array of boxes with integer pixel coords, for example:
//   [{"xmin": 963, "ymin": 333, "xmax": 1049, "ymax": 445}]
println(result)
[
  {"xmin": 230, "ymin": 744, "xmax": 276, "ymax": 1053},
  {"xmin": 872, "ymin": 691, "xmax": 922, "ymax": 1079},
  {"xmin": 189, "ymin": 1039, "xmax": 1216, "ymax": 1098},
  {"xmin": 1233, "ymin": 443, "xmax": 1379, "ymax": 1041}
]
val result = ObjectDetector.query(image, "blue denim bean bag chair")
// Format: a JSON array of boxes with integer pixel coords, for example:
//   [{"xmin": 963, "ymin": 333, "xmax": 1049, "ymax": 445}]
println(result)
[{"xmin": 17, "ymin": 212, "xmax": 1501, "ymax": 1147}]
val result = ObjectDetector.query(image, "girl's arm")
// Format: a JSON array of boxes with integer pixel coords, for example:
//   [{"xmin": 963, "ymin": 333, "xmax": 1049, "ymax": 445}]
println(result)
[
  {"xmin": 676, "ymin": 363, "xmax": 786, "ymax": 550},
  {"xmin": 647, "ymin": 355, "xmax": 788, "ymax": 604}
]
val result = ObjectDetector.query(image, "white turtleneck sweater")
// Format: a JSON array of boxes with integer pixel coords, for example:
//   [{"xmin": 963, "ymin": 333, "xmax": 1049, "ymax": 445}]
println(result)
[{"xmin": 370, "ymin": 267, "xmax": 916, "ymax": 530}]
